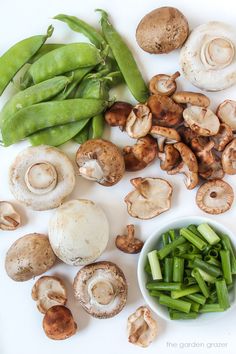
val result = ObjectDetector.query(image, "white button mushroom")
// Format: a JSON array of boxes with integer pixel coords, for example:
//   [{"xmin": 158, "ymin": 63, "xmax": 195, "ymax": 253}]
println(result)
[
  {"xmin": 9, "ymin": 146, "xmax": 75, "ymax": 211},
  {"xmin": 49, "ymin": 199, "xmax": 109, "ymax": 266}
]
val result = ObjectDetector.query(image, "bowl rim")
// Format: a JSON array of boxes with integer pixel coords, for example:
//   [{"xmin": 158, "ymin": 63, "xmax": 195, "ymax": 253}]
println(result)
[{"xmin": 137, "ymin": 215, "xmax": 236, "ymax": 323}]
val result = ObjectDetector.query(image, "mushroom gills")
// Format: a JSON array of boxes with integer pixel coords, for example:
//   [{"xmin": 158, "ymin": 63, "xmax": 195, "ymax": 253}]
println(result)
[
  {"xmin": 79, "ymin": 159, "xmax": 104, "ymax": 182},
  {"xmin": 25, "ymin": 162, "xmax": 57, "ymax": 195},
  {"xmin": 201, "ymin": 37, "xmax": 234, "ymax": 69}
]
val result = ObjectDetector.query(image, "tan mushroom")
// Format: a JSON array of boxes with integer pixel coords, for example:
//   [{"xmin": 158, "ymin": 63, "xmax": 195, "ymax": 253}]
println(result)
[
  {"xmin": 73, "ymin": 261, "xmax": 127, "ymax": 319},
  {"xmin": 125, "ymin": 177, "xmax": 173, "ymax": 219},
  {"xmin": 123, "ymin": 135, "xmax": 157, "ymax": 172},
  {"xmin": 190, "ymin": 137, "xmax": 215, "ymax": 165},
  {"xmin": 127, "ymin": 306, "xmax": 157, "ymax": 348},
  {"xmin": 150, "ymin": 125, "xmax": 181, "ymax": 152},
  {"xmin": 183, "ymin": 106, "xmax": 220, "ymax": 136},
  {"xmin": 149, "ymin": 72, "xmax": 180, "ymax": 96},
  {"xmin": 32, "ymin": 276, "xmax": 67, "ymax": 314},
  {"xmin": 158, "ymin": 145, "xmax": 181, "ymax": 171},
  {"xmin": 126, "ymin": 104, "xmax": 152, "ymax": 139},
  {"xmin": 43, "ymin": 305, "xmax": 77, "ymax": 340},
  {"xmin": 147, "ymin": 94, "xmax": 183, "ymax": 127},
  {"xmin": 168, "ymin": 142, "xmax": 198, "ymax": 189},
  {"xmin": 8, "ymin": 146, "xmax": 75, "ymax": 211},
  {"xmin": 105, "ymin": 101, "xmax": 133, "ymax": 130},
  {"xmin": 0, "ymin": 201, "xmax": 21, "ymax": 231},
  {"xmin": 211, "ymin": 123, "xmax": 233, "ymax": 152},
  {"xmin": 222, "ymin": 138, "xmax": 236, "ymax": 174},
  {"xmin": 199, "ymin": 156, "xmax": 225, "ymax": 181},
  {"xmin": 217, "ymin": 100, "xmax": 236, "ymax": 131},
  {"xmin": 196, "ymin": 180, "xmax": 234, "ymax": 214},
  {"xmin": 76, "ymin": 139, "xmax": 125, "ymax": 186},
  {"xmin": 177, "ymin": 126, "xmax": 198, "ymax": 145},
  {"xmin": 172, "ymin": 91, "xmax": 210, "ymax": 107},
  {"xmin": 115, "ymin": 225, "xmax": 144, "ymax": 254}
]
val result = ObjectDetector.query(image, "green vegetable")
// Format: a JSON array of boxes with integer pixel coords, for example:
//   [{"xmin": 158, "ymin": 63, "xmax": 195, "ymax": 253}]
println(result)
[
  {"xmin": 147, "ymin": 251, "xmax": 162, "ymax": 280},
  {"xmin": 199, "ymin": 304, "xmax": 225, "ymax": 313},
  {"xmin": 183, "ymin": 277, "xmax": 197, "ymax": 286},
  {"xmin": 220, "ymin": 250, "xmax": 232, "ymax": 285},
  {"xmin": 192, "ymin": 257, "xmax": 222, "ymax": 277},
  {"xmin": 164, "ymin": 258, "xmax": 173, "ymax": 282},
  {"xmin": 180, "ymin": 228, "xmax": 207, "ymax": 251},
  {"xmin": 169, "ymin": 311, "xmax": 198, "ymax": 320},
  {"xmin": 162, "ymin": 232, "xmax": 170, "ymax": 247},
  {"xmin": 187, "ymin": 224, "xmax": 205, "ymax": 240},
  {"xmin": 159, "ymin": 294, "xmax": 191, "ymax": 313},
  {"xmin": 204, "ymin": 255, "xmax": 221, "ymax": 267},
  {"xmin": 193, "ymin": 267, "xmax": 216, "ymax": 284},
  {"xmin": 73, "ymin": 123, "xmax": 90, "ymax": 144},
  {"xmin": 221, "ymin": 234, "xmax": 236, "ymax": 274},
  {"xmin": 89, "ymin": 114, "xmax": 105, "ymax": 139},
  {"xmin": 186, "ymin": 293, "xmax": 206, "ymax": 305},
  {"xmin": 171, "ymin": 285, "xmax": 200, "ymax": 299},
  {"xmin": 28, "ymin": 43, "xmax": 65, "ymax": 64},
  {"xmin": 173, "ymin": 257, "xmax": 184, "ymax": 282},
  {"xmin": 197, "ymin": 223, "xmax": 221, "ymax": 245},
  {"xmin": 146, "ymin": 282, "xmax": 182, "ymax": 291},
  {"xmin": 157, "ymin": 236, "xmax": 186, "ymax": 260},
  {"xmin": 192, "ymin": 268, "xmax": 210, "ymax": 298}
]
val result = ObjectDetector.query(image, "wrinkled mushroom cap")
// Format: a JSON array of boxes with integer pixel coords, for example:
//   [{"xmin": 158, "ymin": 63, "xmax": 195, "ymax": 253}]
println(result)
[
  {"xmin": 49, "ymin": 199, "xmax": 109, "ymax": 266},
  {"xmin": 211, "ymin": 123, "xmax": 233, "ymax": 152},
  {"xmin": 9, "ymin": 146, "xmax": 75, "ymax": 211},
  {"xmin": 32, "ymin": 276, "xmax": 67, "ymax": 314},
  {"xmin": 0, "ymin": 201, "xmax": 21, "ymax": 231},
  {"xmin": 73, "ymin": 261, "xmax": 127, "ymax": 319},
  {"xmin": 196, "ymin": 180, "xmax": 234, "ymax": 214},
  {"xmin": 126, "ymin": 104, "xmax": 152, "ymax": 139},
  {"xmin": 149, "ymin": 72, "xmax": 180, "ymax": 96},
  {"xmin": 217, "ymin": 100, "xmax": 236, "ymax": 132},
  {"xmin": 222, "ymin": 138, "xmax": 236, "ymax": 174},
  {"xmin": 172, "ymin": 91, "xmax": 210, "ymax": 107},
  {"xmin": 183, "ymin": 106, "xmax": 220, "ymax": 136},
  {"xmin": 150, "ymin": 126, "xmax": 181, "ymax": 151},
  {"xmin": 158, "ymin": 145, "xmax": 181, "ymax": 171},
  {"xmin": 76, "ymin": 139, "xmax": 125, "ymax": 186},
  {"xmin": 105, "ymin": 101, "xmax": 133, "ymax": 129},
  {"xmin": 180, "ymin": 22, "xmax": 236, "ymax": 91},
  {"xmin": 125, "ymin": 177, "xmax": 173, "ymax": 219}
]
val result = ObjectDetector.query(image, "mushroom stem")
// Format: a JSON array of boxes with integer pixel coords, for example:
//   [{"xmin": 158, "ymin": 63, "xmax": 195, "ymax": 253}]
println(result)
[
  {"xmin": 25, "ymin": 162, "xmax": 57, "ymax": 195},
  {"xmin": 165, "ymin": 71, "xmax": 180, "ymax": 88},
  {"xmin": 129, "ymin": 322, "xmax": 149, "ymax": 344},
  {"xmin": 126, "ymin": 224, "xmax": 135, "ymax": 242}
]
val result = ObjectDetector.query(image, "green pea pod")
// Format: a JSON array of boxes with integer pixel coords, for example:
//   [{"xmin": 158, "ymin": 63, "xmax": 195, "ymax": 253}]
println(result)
[
  {"xmin": 28, "ymin": 43, "xmax": 65, "ymax": 64},
  {"xmin": 0, "ymin": 76, "xmax": 72, "ymax": 126},
  {"xmin": 97, "ymin": 9, "xmax": 149, "ymax": 103},
  {"xmin": 73, "ymin": 123, "xmax": 90, "ymax": 144},
  {"xmin": 2, "ymin": 98, "xmax": 107, "ymax": 146},
  {"xmin": 22, "ymin": 43, "xmax": 103, "ymax": 87},
  {"xmin": 105, "ymin": 71, "xmax": 124, "ymax": 88},
  {"xmin": 89, "ymin": 114, "xmax": 105, "ymax": 139},
  {"xmin": 0, "ymin": 25, "xmax": 54, "ymax": 96},
  {"xmin": 54, "ymin": 14, "xmax": 106, "ymax": 49}
]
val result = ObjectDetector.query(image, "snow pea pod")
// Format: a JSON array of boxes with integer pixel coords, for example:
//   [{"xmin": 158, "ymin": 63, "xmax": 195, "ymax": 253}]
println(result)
[
  {"xmin": 28, "ymin": 43, "xmax": 65, "ymax": 64},
  {"xmin": 2, "ymin": 98, "xmax": 107, "ymax": 146},
  {"xmin": 0, "ymin": 25, "xmax": 53, "ymax": 96},
  {"xmin": 22, "ymin": 43, "xmax": 102, "ymax": 87},
  {"xmin": 73, "ymin": 123, "xmax": 90, "ymax": 144},
  {"xmin": 89, "ymin": 114, "xmax": 105, "ymax": 139},
  {"xmin": 97, "ymin": 9, "xmax": 149, "ymax": 103}
]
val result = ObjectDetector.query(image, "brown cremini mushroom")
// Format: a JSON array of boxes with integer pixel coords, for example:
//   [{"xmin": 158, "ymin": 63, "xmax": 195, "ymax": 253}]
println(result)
[
  {"xmin": 199, "ymin": 156, "xmax": 225, "ymax": 181},
  {"xmin": 168, "ymin": 142, "xmax": 198, "ymax": 189},
  {"xmin": 32, "ymin": 276, "xmax": 67, "ymax": 314},
  {"xmin": 211, "ymin": 123, "xmax": 233, "ymax": 151},
  {"xmin": 150, "ymin": 125, "xmax": 181, "ymax": 151},
  {"xmin": 115, "ymin": 225, "xmax": 144, "ymax": 254},
  {"xmin": 105, "ymin": 101, "xmax": 133, "ymax": 130},
  {"xmin": 125, "ymin": 177, "xmax": 173, "ymax": 219},
  {"xmin": 126, "ymin": 104, "xmax": 152, "ymax": 139},
  {"xmin": 158, "ymin": 145, "xmax": 181, "ymax": 171},
  {"xmin": 0, "ymin": 201, "xmax": 21, "ymax": 231},
  {"xmin": 190, "ymin": 137, "xmax": 215, "ymax": 165},
  {"xmin": 147, "ymin": 94, "xmax": 183, "ymax": 127},
  {"xmin": 216, "ymin": 100, "xmax": 236, "ymax": 131},
  {"xmin": 43, "ymin": 305, "xmax": 77, "ymax": 340},
  {"xmin": 127, "ymin": 306, "xmax": 157, "ymax": 348},
  {"xmin": 222, "ymin": 138, "xmax": 236, "ymax": 174},
  {"xmin": 196, "ymin": 180, "xmax": 234, "ymax": 214},
  {"xmin": 149, "ymin": 72, "xmax": 180, "ymax": 96},
  {"xmin": 76, "ymin": 139, "xmax": 125, "ymax": 186},
  {"xmin": 172, "ymin": 91, "xmax": 210, "ymax": 107},
  {"xmin": 177, "ymin": 126, "xmax": 198, "ymax": 145},
  {"xmin": 183, "ymin": 106, "xmax": 220, "ymax": 136},
  {"xmin": 73, "ymin": 261, "xmax": 127, "ymax": 319}
]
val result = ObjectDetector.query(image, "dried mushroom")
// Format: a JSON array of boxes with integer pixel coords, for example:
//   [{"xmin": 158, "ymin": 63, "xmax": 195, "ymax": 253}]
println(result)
[
  {"xmin": 183, "ymin": 106, "xmax": 220, "ymax": 136},
  {"xmin": 126, "ymin": 104, "xmax": 152, "ymax": 139},
  {"xmin": 32, "ymin": 276, "xmax": 67, "ymax": 314},
  {"xmin": 150, "ymin": 125, "xmax": 181, "ymax": 152},
  {"xmin": 127, "ymin": 306, "xmax": 157, "ymax": 348},
  {"xmin": 172, "ymin": 91, "xmax": 210, "ymax": 107},
  {"xmin": 190, "ymin": 137, "xmax": 215, "ymax": 165},
  {"xmin": 149, "ymin": 72, "xmax": 180, "ymax": 96},
  {"xmin": 0, "ymin": 201, "xmax": 21, "ymax": 231},
  {"xmin": 105, "ymin": 101, "xmax": 133, "ymax": 130},
  {"xmin": 217, "ymin": 100, "xmax": 236, "ymax": 132},
  {"xmin": 196, "ymin": 180, "xmax": 234, "ymax": 214},
  {"xmin": 222, "ymin": 138, "xmax": 236, "ymax": 174},
  {"xmin": 76, "ymin": 139, "xmax": 125, "ymax": 186},
  {"xmin": 211, "ymin": 123, "xmax": 233, "ymax": 151},
  {"xmin": 177, "ymin": 126, "xmax": 198, "ymax": 145},
  {"xmin": 158, "ymin": 145, "xmax": 181, "ymax": 171},
  {"xmin": 125, "ymin": 177, "xmax": 172, "ymax": 219},
  {"xmin": 73, "ymin": 261, "xmax": 127, "ymax": 319},
  {"xmin": 115, "ymin": 225, "xmax": 143, "ymax": 254},
  {"xmin": 43, "ymin": 305, "xmax": 77, "ymax": 340},
  {"xmin": 8, "ymin": 145, "xmax": 75, "ymax": 211},
  {"xmin": 123, "ymin": 135, "xmax": 157, "ymax": 172},
  {"xmin": 147, "ymin": 94, "xmax": 183, "ymax": 127},
  {"xmin": 199, "ymin": 156, "xmax": 225, "ymax": 181}
]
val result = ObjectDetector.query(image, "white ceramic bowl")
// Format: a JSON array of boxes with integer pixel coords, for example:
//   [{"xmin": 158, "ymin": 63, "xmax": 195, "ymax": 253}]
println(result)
[{"xmin": 137, "ymin": 216, "xmax": 236, "ymax": 322}]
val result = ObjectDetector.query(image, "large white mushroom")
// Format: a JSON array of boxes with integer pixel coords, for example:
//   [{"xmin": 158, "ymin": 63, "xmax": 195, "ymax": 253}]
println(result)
[{"xmin": 180, "ymin": 22, "xmax": 236, "ymax": 91}]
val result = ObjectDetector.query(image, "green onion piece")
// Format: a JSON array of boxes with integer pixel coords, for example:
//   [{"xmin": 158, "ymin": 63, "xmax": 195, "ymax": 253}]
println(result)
[
  {"xmin": 204, "ymin": 255, "xmax": 221, "ymax": 267},
  {"xmin": 162, "ymin": 232, "xmax": 170, "ymax": 247},
  {"xmin": 188, "ymin": 244, "xmax": 200, "ymax": 254},
  {"xmin": 188, "ymin": 225, "xmax": 205, "ymax": 240},
  {"xmin": 221, "ymin": 234, "xmax": 236, "ymax": 274},
  {"xmin": 173, "ymin": 257, "xmax": 185, "ymax": 282},
  {"xmin": 148, "ymin": 250, "xmax": 162, "ymax": 280},
  {"xmin": 164, "ymin": 257, "xmax": 173, "ymax": 282},
  {"xmin": 193, "ymin": 257, "xmax": 222, "ymax": 277},
  {"xmin": 197, "ymin": 223, "xmax": 221, "ymax": 245},
  {"xmin": 182, "ymin": 297, "xmax": 200, "ymax": 312},
  {"xmin": 208, "ymin": 290, "xmax": 217, "ymax": 303},
  {"xmin": 169, "ymin": 310, "xmax": 198, "ymax": 320},
  {"xmin": 149, "ymin": 290, "xmax": 162, "ymax": 297},
  {"xmin": 202, "ymin": 244, "xmax": 212, "ymax": 255},
  {"xmin": 220, "ymin": 250, "xmax": 232, "ymax": 285},
  {"xmin": 207, "ymin": 249, "xmax": 218, "ymax": 258},
  {"xmin": 169, "ymin": 229, "xmax": 176, "ymax": 241},
  {"xmin": 179, "ymin": 254, "xmax": 202, "ymax": 260},
  {"xmin": 171, "ymin": 285, "xmax": 200, "ymax": 299},
  {"xmin": 146, "ymin": 282, "xmax": 182, "ymax": 291},
  {"xmin": 180, "ymin": 228, "xmax": 207, "ymax": 251},
  {"xmin": 184, "ymin": 277, "xmax": 197, "ymax": 286},
  {"xmin": 199, "ymin": 303, "xmax": 225, "ymax": 313},
  {"xmin": 144, "ymin": 259, "xmax": 152, "ymax": 275},
  {"xmin": 214, "ymin": 243, "xmax": 222, "ymax": 251},
  {"xmin": 215, "ymin": 279, "xmax": 230, "ymax": 310},
  {"xmin": 157, "ymin": 236, "xmax": 186, "ymax": 260},
  {"xmin": 186, "ymin": 293, "xmax": 206, "ymax": 305},
  {"xmin": 192, "ymin": 268, "xmax": 210, "ymax": 298},
  {"xmin": 159, "ymin": 294, "xmax": 191, "ymax": 313},
  {"xmin": 186, "ymin": 260, "xmax": 194, "ymax": 268},
  {"xmin": 193, "ymin": 267, "xmax": 216, "ymax": 284},
  {"xmin": 173, "ymin": 243, "xmax": 190, "ymax": 256}
]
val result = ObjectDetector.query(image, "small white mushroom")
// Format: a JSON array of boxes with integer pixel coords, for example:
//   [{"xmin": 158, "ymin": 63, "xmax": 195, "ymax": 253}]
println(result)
[
  {"xmin": 126, "ymin": 104, "xmax": 152, "ymax": 139},
  {"xmin": 9, "ymin": 146, "xmax": 75, "ymax": 211},
  {"xmin": 0, "ymin": 201, "xmax": 21, "ymax": 231},
  {"xmin": 183, "ymin": 106, "xmax": 220, "ymax": 136},
  {"xmin": 32, "ymin": 276, "xmax": 67, "ymax": 314},
  {"xmin": 150, "ymin": 126, "xmax": 181, "ymax": 151},
  {"xmin": 180, "ymin": 22, "xmax": 236, "ymax": 91},
  {"xmin": 125, "ymin": 177, "xmax": 173, "ymax": 219},
  {"xmin": 127, "ymin": 306, "xmax": 157, "ymax": 348},
  {"xmin": 217, "ymin": 100, "xmax": 236, "ymax": 131}
]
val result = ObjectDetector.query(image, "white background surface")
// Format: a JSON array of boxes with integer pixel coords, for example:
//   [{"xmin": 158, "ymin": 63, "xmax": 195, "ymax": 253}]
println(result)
[{"xmin": 0, "ymin": 0, "xmax": 236, "ymax": 353}]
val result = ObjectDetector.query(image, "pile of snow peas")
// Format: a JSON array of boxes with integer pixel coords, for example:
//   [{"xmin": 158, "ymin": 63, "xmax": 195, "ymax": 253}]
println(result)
[
  {"xmin": 0, "ymin": 10, "xmax": 149, "ymax": 147},
  {"xmin": 145, "ymin": 223, "xmax": 236, "ymax": 320}
]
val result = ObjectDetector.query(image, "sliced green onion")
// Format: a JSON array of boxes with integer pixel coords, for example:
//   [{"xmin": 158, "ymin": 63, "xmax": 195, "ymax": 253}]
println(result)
[
  {"xmin": 169, "ymin": 310, "xmax": 198, "ymax": 320},
  {"xmin": 192, "ymin": 268, "xmax": 210, "ymax": 298},
  {"xmin": 169, "ymin": 229, "xmax": 176, "ymax": 241},
  {"xmin": 162, "ymin": 232, "xmax": 170, "ymax": 247},
  {"xmin": 164, "ymin": 257, "xmax": 173, "ymax": 282},
  {"xmin": 188, "ymin": 225, "xmax": 205, "ymax": 240},
  {"xmin": 186, "ymin": 293, "xmax": 206, "ymax": 305},
  {"xmin": 171, "ymin": 285, "xmax": 200, "ymax": 299},
  {"xmin": 180, "ymin": 228, "xmax": 207, "ymax": 251},
  {"xmin": 192, "ymin": 257, "xmax": 222, "ymax": 277},
  {"xmin": 220, "ymin": 250, "xmax": 232, "ymax": 285},
  {"xmin": 204, "ymin": 255, "xmax": 221, "ymax": 267},
  {"xmin": 216, "ymin": 279, "xmax": 230, "ymax": 310},
  {"xmin": 182, "ymin": 297, "xmax": 200, "ymax": 312},
  {"xmin": 184, "ymin": 276, "xmax": 197, "ymax": 286},
  {"xmin": 197, "ymin": 223, "xmax": 221, "ymax": 245},
  {"xmin": 193, "ymin": 267, "xmax": 217, "ymax": 284},
  {"xmin": 149, "ymin": 290, "xmax": 162, "ymax": 297},
  {"xmin": 148, "ymin": 250, "xmax": 162, "ymax": 280},
  {"xmin": 157, "ymin": 236, "xmax": 186, "ymax": 260},
  {"xmin": 199, "ymin": 303, "xmax": 225, "ymax": 313},
  {"xmin": 221, "ymin": 234, "xmax": 236, "ymax": 274},
  {"xmin": 146, "ymin": 282, "xmax": 182, "ymax": 291},
  {"xmin": 159, "ymin": 294, "xmax": 191, "ymax": 313},
  {"xmin": 173, "ymin": 257, "xmax": 184, "ymax": 282}
]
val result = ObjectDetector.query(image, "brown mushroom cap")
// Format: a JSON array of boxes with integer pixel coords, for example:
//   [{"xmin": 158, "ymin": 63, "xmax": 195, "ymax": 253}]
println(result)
[
  {"xmin": 172, "ymin": 91, "xmax": 210, "ymax": 107},
  {"xmin": 190, "ymin": 137, "xmax": 215, "ymax": 165},
  {"xmin": 115, "ymin": 225, "xmax": 144, "ymax": 254},
  {"xmin": 32, "ymin": 276, "xmax": 67, "ymax": 314},
  {"xmin": 217, "ymin": 100, "xmax": 236, "ymax": 132},
  {"xmin": 76, "ymin": 139, "xmax": 125, "ymax": 186},
  {"xmin": 196, "ymin": 180, "xmax": 234, "ymax": 214},
  {"xmin": 150, "ymin": 125, "xmax": 181, "ymax": 151},
  {"xmin": 147, "ymin": 94, "xmax": 183, "ymax": 127},
  {"xmin": 43, "ymin": 305, "xmax": 77, "ymax": 340},
  {"xmin": 126, "ymin": 104, "xmax": 152, "ymax": 139},
  {"xmin": 105, "ymin": 101, "xmax": 133, "ymax": 130},
  {"xmin": 183, "ymin": 106, "xmax": 220, "ymax": 136},
  {"xmin": 73, "ymin": 261, "xmax": 127, "ymax": 319},
  {"xmin": 211, "ymin": 123, "xmax": 233, "ymax": 151},
  {"xmin": 199, "ymin": 156, "xmax": 225, "ymax": 181},
  {"xmin": 158, "ymin": 145, "xmax": 181, "ymax": 171},
  {"xmin": 149, "ymin": 72, "xmax": 180, "ymax": 96},
  {"xmin": 0, "ymin": 201, "xmax": 21, "ymax": 231},
  {"xmin": 222, "ymin": 138, "xmax": 236, "ymax": 174}
]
